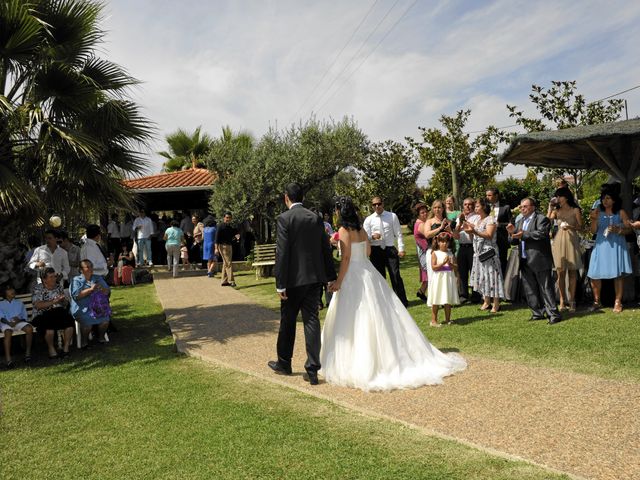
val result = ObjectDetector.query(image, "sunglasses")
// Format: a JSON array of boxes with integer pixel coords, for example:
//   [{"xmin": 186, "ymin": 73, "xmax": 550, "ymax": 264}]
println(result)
[{"xmin": 372, "ymin": 202, "xmax": 382, "ymax": 206}]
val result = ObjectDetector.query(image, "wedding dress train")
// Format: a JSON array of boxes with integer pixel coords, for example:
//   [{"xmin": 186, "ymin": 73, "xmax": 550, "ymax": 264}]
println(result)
[{"xmin": 320, "ymin": 241, "xmax": 466, "ymax": 391}]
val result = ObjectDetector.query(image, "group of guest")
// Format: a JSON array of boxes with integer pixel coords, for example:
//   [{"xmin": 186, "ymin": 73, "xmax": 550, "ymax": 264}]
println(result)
[
  {"xmin": 410, "ymin": 183, "xmax": 637, "ymax": 324},
  {"xmin": 1, "ymin": 258, "xmax": 111, "ymax": 368}
]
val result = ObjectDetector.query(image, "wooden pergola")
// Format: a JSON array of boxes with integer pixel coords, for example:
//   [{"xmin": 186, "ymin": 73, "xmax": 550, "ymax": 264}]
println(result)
[{"xmin": 499, "ymin": 119, "xmax": 640, "ymax": 211}]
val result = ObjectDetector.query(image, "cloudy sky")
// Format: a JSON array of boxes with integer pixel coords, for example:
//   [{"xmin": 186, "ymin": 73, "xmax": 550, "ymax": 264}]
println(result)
[{"xmin": 101, "ymin": 0, "xmax": 640, "ymax": 183}]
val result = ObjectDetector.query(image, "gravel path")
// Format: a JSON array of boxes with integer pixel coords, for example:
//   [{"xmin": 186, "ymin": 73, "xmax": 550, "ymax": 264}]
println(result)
[{"xmin": 154, "ymin": 273, "xmax": 640, "ymax": 480}]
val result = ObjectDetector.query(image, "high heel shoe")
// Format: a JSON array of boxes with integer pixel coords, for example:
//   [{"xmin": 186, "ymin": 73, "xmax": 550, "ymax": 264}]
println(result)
[
  {"xmin": 613, "ymin": 300, "xmax": 623, "ymax": 313},
  {"xmin": 416, "ymin": 290, "xmax": 427, "ymax": 302}
]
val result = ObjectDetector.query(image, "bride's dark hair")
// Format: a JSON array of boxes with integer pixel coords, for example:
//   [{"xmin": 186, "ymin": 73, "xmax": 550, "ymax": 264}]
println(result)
[{"xmin": 335, "ymin": 196, "xmax": 362, "ymax": 231}]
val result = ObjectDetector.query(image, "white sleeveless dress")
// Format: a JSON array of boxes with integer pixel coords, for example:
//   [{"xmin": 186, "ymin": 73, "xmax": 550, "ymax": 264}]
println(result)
[{"xmin": 320, "ymin": 241, "xmax": 466, "ymax": 391}]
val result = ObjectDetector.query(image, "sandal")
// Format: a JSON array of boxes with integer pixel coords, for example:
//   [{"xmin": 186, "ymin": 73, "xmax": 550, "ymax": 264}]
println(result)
[
  {"xmin": 479, "ymin": 304, "xmax": 491, "ymax": 311},
  {"xmin": 6, "ymin": 361, "xmax": 16, "ymax": 369},
  {"xmin": 430, "ymin": 321, "xmax": 442, "ymax": 328},
  {"xmin": 48, "ymin": 353, "xmax": 59, "ymax": 360},
  {"xmin": 490, "ymin": 306, "xmax": 500, "ymax": 313},
  {"xmin": 588, "ymin": 301, "xmax": 602, "ymax": 312},
  {"xmin": 613, "ymin": 301, "xmax": 623, "ymax": 314},
  {"xmin": 569, "ymin": 302, "xmax": 576, "ymax": 313},
  {"xmin": 24, "ymin": 355, "xmax": 32, "ymax": 363}
]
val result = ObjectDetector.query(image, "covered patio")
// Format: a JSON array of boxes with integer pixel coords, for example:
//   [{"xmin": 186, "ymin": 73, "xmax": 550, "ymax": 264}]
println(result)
[
  {"xmin": 500, "ymin": 119, "xmax": 640, "ymax": 211},
  {"xmin": 123, "ymin": 167, "xmax": 216, "ymax": 213}
]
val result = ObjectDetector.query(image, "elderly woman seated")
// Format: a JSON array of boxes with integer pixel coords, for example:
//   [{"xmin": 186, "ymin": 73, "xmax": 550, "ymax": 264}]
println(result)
[
  {"xmin": 32, "ymin": 268, "xmax": 75, "ymax": 358},
  {"xmin": 70, "ymin": 259, "xmax": 111, "ymax": 347}
]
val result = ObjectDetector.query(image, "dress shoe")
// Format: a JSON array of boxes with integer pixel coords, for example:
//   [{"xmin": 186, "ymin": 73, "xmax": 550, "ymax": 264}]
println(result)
[
  {"xmin": 303, "ymin": 372, "xmax": 319, "ymax": 385},
  {"xmin": 267, "ymin": 360, "xmax": 292, "ymax": 375},
  {"xmin": 416, "ymin": 290, "xmax": 427, "ymax": 302},
  {"xmin": 529, "ymin": 315, "xmax": 545, "ymax": 321},
  {"xmin": 548, "ymin": 318, "xmax": 562, "ymax": 325}
]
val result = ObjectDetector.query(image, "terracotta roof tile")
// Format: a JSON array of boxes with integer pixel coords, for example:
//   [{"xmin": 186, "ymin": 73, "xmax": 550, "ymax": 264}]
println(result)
[{"xmin": 123, "ymin": 168, "xmax": 215, "ymax": 191}]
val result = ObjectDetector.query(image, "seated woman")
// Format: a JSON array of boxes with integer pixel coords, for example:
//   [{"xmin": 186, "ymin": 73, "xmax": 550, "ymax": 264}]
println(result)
[
  {"xmin": 71, "ymin": 259, "xmax": 111, "ymax": 346},
  {"xmin": 1, "ymin": 285, "xmax": 34, "ymax": 367},
  {"xmin": 32, "ymin": 268, "xmax": 75, "ymax": 358}
]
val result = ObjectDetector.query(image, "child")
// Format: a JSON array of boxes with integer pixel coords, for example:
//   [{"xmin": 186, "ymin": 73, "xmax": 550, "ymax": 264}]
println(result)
[
  {"xmin": 0, "ymin": 285, "xmax": 33, "ymax": 367},
  {"xmin": 180, "ymin": 241, "xmax": 190, "ymax": 271},
  {"xmin": 427, "ymin": 233, "xmax": 460, "ymax": 327}
]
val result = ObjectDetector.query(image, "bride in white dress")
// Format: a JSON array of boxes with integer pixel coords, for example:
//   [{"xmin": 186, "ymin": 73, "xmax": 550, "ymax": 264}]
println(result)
[{"xmin": 320, "ymin": 197, "xmax": 467, "ymax": 392}]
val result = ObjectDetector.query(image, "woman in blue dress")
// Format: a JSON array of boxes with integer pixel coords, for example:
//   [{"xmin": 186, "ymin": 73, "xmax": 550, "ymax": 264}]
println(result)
[
  {"xmin": 202, "ymin": 216, "xmax": 218, "ymax": 278},
  {"xmin": 587, "ymin": 187, "xmax": 632, "ymax": 313},
  {"xmin": 71, "ymin": 259, "xmax": 111, "ymax": 346}
]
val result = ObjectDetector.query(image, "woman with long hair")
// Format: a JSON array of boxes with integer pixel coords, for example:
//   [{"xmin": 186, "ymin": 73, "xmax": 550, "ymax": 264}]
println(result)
[
  {"xmin": 548, "ymin": 187, "xmax": 583, "ymax": 312},
  {"xmin": 419, "ymin": 200, "xmax": 454, "ymax": 285},
  {"xmin": 587, "ymin": 186, "xmax": 633, "ymax": 313},
  {"xmin": 413, "ymin": 203, "xmax": 429, "ymax": 301},
  {"xmin": 320, "ymin": 196, "xmax": 466, "ymax": 391}
]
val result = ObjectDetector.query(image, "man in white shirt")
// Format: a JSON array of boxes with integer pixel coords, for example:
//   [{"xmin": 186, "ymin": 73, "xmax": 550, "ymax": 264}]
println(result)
[
  {"xmin": 363, "ymin": 196, "xmax": 409, "ymax": 306},
  {"xmin": 28, "ymin": 229, "xmax": 70, "ymax": 284},
  {"xmin": 106, "ymin": 213, "xmax": 121, "ymax": 257},
  {"xmin": 80, "ymin": 224, "xmax": 110, "ymax": 277},
  {"xmin": 132, "ymin": 209, "xmax": 154, "ymax": 267},
  {"xmin": 120, "ymin": 213, "xmax": 134, "ymax": 250}
]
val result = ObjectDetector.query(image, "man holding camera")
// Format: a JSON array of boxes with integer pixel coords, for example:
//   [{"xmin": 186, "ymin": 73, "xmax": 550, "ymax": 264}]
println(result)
[{"xmin": 363, "ymin": 196, "xmax": 409, "ymax": 307}]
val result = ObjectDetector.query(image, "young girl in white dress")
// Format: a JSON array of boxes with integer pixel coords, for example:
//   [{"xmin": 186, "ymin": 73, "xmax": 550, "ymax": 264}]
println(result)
[
  {"xmin": 427, "ymin": 233, "xmax": 460, "ymax": 327},
  {"xmin": 320, "ymin": 197, "xmax": 466, "ymax": 392}
]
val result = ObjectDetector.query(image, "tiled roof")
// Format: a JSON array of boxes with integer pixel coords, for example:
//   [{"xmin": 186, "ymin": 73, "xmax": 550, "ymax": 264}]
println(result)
[{"xmin": 123, "ymin": 168, "xmax": 215, "ymax": 191}]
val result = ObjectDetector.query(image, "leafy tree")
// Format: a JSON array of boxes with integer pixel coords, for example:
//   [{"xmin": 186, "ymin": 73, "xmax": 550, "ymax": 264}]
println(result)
[
  {"xmin": 207, "ymin": 125, "xmax": 254, "ymax": 178},
  {"xmin": 506, "ymin": 80, "xmax": 624, "ymax": 200},
  {"xmin": 208, "ymin": 118, "xmax": 367, "ymax": 242},
  {"xmin": 0, "ymin": 0, "xmax": 152, "ymax": 226},
  {"xmin": 335, "ymin": 140, "xmax": 421, "ymax": 219},
  {"xmin": 159, "ymin": 126, "xmax": 213, "ymax": 172},
  {"xmin": 408, "ymin": 110, "xmax": 506, "ymax": 204}
]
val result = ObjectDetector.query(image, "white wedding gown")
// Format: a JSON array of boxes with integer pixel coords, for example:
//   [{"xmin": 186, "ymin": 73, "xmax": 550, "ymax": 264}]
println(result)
[{"xmin": 320, "ymin": 241, "xmax": 467, "ymax": 391}]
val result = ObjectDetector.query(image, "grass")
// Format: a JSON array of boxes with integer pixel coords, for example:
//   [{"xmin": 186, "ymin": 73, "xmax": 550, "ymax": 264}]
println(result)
[
  {"xmin": 233, "ymin": 231, "xmax": 640, "ymax": 382},
  {"xmin": 0, "ymin": 284, "xmax": 569, "ymax": 480}
]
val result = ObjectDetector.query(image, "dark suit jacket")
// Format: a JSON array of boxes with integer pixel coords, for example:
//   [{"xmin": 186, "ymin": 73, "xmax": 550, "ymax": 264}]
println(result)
[
  {"xmin": 494, "ymin": 203, "xmax": 512, "ymax": 248},
  {"xmin": 274, "ymin": 204, "xmax": 337, "ymax": 290},
  {"xmin": 512, "ymin": 211, "xmax": 553, "ymax": 272}
]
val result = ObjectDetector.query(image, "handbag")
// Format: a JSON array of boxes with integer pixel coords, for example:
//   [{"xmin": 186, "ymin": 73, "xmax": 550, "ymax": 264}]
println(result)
[
  {"xmin": 89, "ymin": 289, "xmax": 112, "ymax": 319},
  {"xmin": 478, "ymin": 239, "xmax": 496, "ymax": 262},
  {"xmin": 478, "ymin": 248, "xmax": 496, "ymax": 262}
]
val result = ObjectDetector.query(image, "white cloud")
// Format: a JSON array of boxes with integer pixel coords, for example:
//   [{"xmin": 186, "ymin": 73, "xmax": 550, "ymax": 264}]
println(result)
[{"xmin": 100, "ymin": 0, "xmax": 640, "ymax": 172}]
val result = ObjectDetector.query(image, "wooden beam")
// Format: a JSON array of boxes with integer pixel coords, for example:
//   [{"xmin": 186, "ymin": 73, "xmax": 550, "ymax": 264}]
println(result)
[
  {"xmin": 585, "ymin": 140, "xmax": 625, "ymax": 180},
  {"xmin": 629, "ymin": 141, "xmax": 640, "ymax": 177}
]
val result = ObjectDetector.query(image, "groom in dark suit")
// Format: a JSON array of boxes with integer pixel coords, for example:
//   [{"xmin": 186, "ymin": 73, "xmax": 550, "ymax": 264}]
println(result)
[
  {"xmin": 268, "ymin": 183, "xmax": 337, "ymax": 385},
  {"xmin": 507, "ymin": 197, "xmax": 561, "ymax": 324}
]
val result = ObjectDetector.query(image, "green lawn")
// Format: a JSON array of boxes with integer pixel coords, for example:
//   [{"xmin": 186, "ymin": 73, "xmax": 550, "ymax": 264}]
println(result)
[
  {"xmin": 234, "ymin": 231, "xmax": 640, "ymax": 382},
  {"xmin": 0, "ymin": 284, "xmax": 568, "ymax": 480}
]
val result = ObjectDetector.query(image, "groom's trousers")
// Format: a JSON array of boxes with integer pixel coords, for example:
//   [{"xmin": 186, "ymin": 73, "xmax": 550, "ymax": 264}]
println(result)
[{"xmin": 277, "ymin": 282, "xmax": 323, "ymax": 374}]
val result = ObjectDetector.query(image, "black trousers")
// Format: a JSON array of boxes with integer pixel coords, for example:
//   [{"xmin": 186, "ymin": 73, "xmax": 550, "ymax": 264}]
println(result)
[
  {"xmin": 457, "ymin": 243, "xmax": 474, "ymax": 299},
  {"xmin": 520, "ymin": 258, "xmax": 560, "ymax": 320},
  {"xmin": 277, "ymin": 283, "xmax": 323, "ymax": 374},
  {"xmin": 369, "ymin": 246, "xmax": 408, "ymax": 306},
  {"xmin": 497, "ymin": 234, "xmax": 509, "ymax": 276}
]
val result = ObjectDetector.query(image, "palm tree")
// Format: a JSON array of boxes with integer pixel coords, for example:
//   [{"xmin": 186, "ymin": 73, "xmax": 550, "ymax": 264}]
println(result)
[
  {"xmin": 0, "ymin": 0, "xmax": 153, "ymax": 226},
  {"xmin": 159, "ymin": 126, "xmax": 213, "ymax": 172}
]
